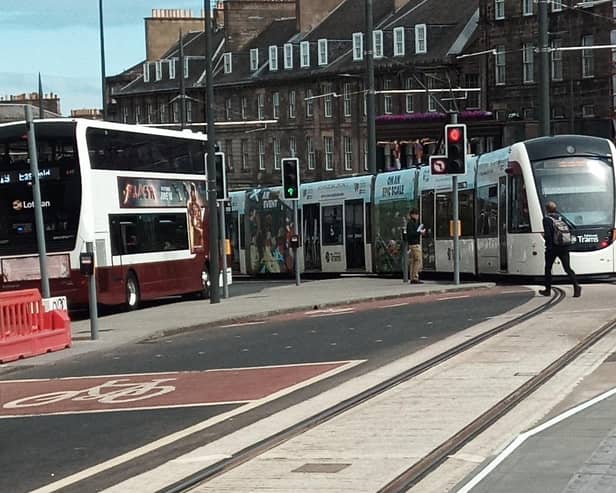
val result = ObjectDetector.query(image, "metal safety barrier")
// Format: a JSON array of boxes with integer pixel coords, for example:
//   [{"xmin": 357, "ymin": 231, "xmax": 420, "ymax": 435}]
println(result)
[{"xmin": 0, "ymin": 289, "xmax": 72, "ymax": 363}]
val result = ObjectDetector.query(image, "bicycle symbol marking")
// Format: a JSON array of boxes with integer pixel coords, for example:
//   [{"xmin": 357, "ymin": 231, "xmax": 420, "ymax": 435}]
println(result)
[{"xmin": 3, "ymin": 378, "xmax": 177, "ymax": 409}]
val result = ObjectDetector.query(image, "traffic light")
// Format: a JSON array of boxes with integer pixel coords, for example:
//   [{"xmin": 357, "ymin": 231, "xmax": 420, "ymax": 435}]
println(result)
[
  {"xmin": 281, "ymin": 157, "xmax": 300, "ymax": 200},
  {"xmin": 444, "ymin": 123, "xmax": 467, "ymax": 174},
  {"xmin": 215, "ymin": 152, "xmax": 228, "ymax": 201}
]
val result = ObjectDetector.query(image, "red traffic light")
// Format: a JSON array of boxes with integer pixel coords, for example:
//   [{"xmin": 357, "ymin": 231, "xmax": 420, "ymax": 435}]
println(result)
[{"xmin": 447, "ymin": 127, "xmax": 462, "ymax": 143}]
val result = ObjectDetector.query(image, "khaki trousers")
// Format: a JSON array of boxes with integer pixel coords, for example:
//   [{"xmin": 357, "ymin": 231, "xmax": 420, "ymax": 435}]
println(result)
[{"xmin": 408, "ymin": 244, "xmax": 423, "ymax": 281}]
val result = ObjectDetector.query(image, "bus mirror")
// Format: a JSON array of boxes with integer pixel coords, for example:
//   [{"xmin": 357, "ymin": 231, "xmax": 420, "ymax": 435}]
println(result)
[{"xmin": 79, "ymin": 252, "xmax": 95, "ymax": 276}]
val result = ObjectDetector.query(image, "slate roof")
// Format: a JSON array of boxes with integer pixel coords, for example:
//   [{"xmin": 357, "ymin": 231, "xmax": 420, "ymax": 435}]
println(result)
[{"xmin": 0, "ymin": 104, "xmax": 60, "ymax": 122}]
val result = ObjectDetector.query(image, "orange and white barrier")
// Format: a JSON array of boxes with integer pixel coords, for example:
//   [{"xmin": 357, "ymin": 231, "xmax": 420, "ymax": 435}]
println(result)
[{"xmin": 0, "ymin": 289, "xmax": 71, "ymax": 363}]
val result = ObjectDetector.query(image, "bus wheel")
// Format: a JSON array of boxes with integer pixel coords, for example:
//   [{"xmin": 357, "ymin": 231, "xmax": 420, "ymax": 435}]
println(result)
[{"xmin": 125, "ymin": 272, "xmax": 141, "ymax": 310}]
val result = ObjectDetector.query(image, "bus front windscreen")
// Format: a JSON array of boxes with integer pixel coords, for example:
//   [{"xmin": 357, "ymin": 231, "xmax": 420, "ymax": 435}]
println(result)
[
  {"xmin": 532, "ymin": 156, "xmax": 615, "ymax": 227},
  {"xmin": 0, "ymin": 124, "xmax": 81, "ymax": 256}
]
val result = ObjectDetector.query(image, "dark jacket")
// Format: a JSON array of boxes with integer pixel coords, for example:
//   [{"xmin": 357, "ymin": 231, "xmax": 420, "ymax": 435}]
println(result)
[
  {"xmin": 543, "ymin": 212, "xmax": 569, "ymax": 250},
  {"xmin": 406, "ymin": 218, "xmax": 422, "ymax": 245}
]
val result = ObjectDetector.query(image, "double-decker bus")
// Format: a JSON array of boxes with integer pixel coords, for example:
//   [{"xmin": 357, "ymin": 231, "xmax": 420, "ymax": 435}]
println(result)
[{"xmin": 0, "ymin": 119, "xmax": 212, "ymax": 309}]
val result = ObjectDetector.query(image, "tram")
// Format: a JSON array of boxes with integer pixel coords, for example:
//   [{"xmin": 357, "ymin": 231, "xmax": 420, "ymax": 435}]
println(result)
[{"xmin": 229, "ymin": 134, "xmax": 616, "ymax": 278}]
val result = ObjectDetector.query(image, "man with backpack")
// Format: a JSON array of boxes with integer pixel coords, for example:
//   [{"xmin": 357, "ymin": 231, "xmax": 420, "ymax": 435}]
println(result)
[{"xmin": 539, "ymin": 201, "xmax": 581, "ymax": 297}]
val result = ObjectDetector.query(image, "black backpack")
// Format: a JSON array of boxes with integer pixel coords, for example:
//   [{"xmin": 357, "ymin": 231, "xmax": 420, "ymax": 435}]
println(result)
[{"xmin": 549, "ymin": 216, "xmax": 575, "ymax": 246}]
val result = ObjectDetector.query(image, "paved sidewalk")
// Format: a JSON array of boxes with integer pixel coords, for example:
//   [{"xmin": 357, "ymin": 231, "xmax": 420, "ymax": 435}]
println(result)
[{"xmin": 0, "ymin": 277, "xmax": 492, "ymax": 372}]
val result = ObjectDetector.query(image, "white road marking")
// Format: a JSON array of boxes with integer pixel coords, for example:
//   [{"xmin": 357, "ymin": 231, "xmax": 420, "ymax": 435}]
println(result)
[
  {"xmin": 457, "ymin": 386, "xmax": 616, "ymax": 493},
  {"xmin": 305, "ymin": 308, "xmax": 355, "ymax": 315},
  {"xmin": 378, "ymin": 302, "xmax": 408, "ymax": 309},
  {"xmin": 436, "ymin": 295, "xmax": 470, "ymax": 301},
  {"xmin": 28, "ymin": 360, "xmax": 366, "ymax": 493}
]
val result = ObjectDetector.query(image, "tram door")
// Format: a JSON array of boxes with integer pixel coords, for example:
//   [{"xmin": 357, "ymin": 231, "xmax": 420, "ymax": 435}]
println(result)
[
  {"xmin": 345, "ymin": 199, "xmax": 365, "ymax": 270},
  {"xmin": 498, "ymin": 176, "xmax": 508, "ymax": 272},
  {"xmin": 421, "ymin": 191, "xmax": 436, "ymax": 270},
  {"xmin": 303, "ymin": 204, "xmax": 321, "ymax": 271}
]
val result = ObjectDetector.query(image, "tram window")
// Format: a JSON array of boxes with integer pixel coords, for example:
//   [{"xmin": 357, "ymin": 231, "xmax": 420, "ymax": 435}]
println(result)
[
  {"xmin": 435, "ymin": 193, "xmax": 452, "ymax": 239},
  {"xmin": 322, "ymin": 205, "xmax": 343, "ymax": 246},
  {"xmin": 508, "ymin": 175, "xmax": 530, "ymax": 233},
  {"xmin": 459, "ymin": 190, "xmax": 475, "ymax": 237},
  {"xmin": 476, "ymin": 185, "xmax": 498, "ymax": 236}
]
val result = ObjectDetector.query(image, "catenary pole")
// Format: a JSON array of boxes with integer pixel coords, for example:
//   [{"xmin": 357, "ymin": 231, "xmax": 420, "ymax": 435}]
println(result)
[
  {"xmin": 99, "ymin": 0, "xmax": 107, "ymax": 120},
  {"xmin": 204, "ymin": 0, "xmax": 220, "ymax": 303},
  {"xmin": 538, "ymin": 0, "xmax": 550, "ymax": 136},
  {"xmin": 365, "ymin": 0, "xmax": 376, "ymax": 174}
]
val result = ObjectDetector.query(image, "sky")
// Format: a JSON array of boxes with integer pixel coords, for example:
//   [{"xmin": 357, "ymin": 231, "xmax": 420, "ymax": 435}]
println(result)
[{"xmin": 0, "ymin": 0, "xmax": 212, "ymax": 115}]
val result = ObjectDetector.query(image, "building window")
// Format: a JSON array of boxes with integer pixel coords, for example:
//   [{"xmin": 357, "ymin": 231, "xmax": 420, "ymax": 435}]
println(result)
[
  {"xmin": 241, "ymin": 140, "xmax": 249, "ymax": 170},
  {"xmin": 353, "ymin": 32, "xmax": 364, "ymax": 61},
  {"xmin": 318, "ymin": 39, "xmax": 328, "ymax": 66},
  {"xmin": 122, "ymin": 105, "xmax": 128, "ymax": 123},
  {"xmin": 324, "ymin": 84, "xmax": 333, "ymax": 118},
  {"xmin": 258, "ymin": 93, "xmax": 265, "ymax": 120},
  {"xmin": 582, "ymin": 35, "xmax": 594, "ymax": 78},
  {"xmin": 551, "ymin": 39, "xmax": 563, "ymax": 81},
  {"xmin": 551, "ymin": 0, "xmax": 563, "ymax": 12},
  {"xmin": 223, "ymin": 52, "xmax": 232, "ymax": 74},
  {"xmin": 394, "ymin": 27, "xmax": 405, "ymax": 56},
  {"xmin": 373, "ymin": 30, "xmax": 384, "ymax": 58},
  {"xmin": 172, "ymin": 102, "xmax": 179, "ymax": 123},
  {"xmin": 324, "ymin": 136, "xmax": 334, "ymax": 171},
  {"xmin": 143, "ymin": 63, "xmax": 150, "ymax": 82},
  {"xmin": 343, "ymin": 83, "xmax": 353, "ymax": 117},
  {"xmin": 307, "ymin": 136, "xmax": 315, "ymax": 170},
  {"xmin": 523, "ymin": 43, "xmax": 534, "ymax": 83},
  {"xmin": 427, "ymin": 74, "xmax": 437, "ymax": 112},
  {"xmin": 225, "ymin": 98, "xmax": 232, "ymax": 121},
  {"xmin": 284, "ymin": 43, "xmax": 293, "ymax": 69},
  {"xmin": 306, "ymin": 89, "xmax": 314, "ymax": 117},
  {"xmin": 495, "ymin": 0, "xmax": 505, "ymax": 19},
  {"xmin": 465, "ymin": 73, "xmax": 480, "ymax": 109},
  {"xmin": 582, "ymin": 104, "xmax": 595, "ymax": 117},
  {"xmin": 159, "ymin": 102, "xmax": 167, "ymax": 123},
  {"xmin": 300, "ymin": 41, "xmax": 310, "ymax": 67},
  {"xmin": 241, "ymin": 96, "xmax": 248, "ymax": 120},
  {"xmin": 415, "ymin": 24, "xmax": 427, "ymax": 54},
  {"xmin": 169, "ymin": 59, "xmax": 176, "ymax": 79},
  {"xmin": 258, "ymin": 139, "xmax": 265, "ymax": 170},
  {"xmin": 496, "ymin": 45, "xmax": 506, "ymax": 85},
  {"xmin": 384, "ymin": 79, "xmax": 393, "ymax": 114},
  {"xmin": 343, "ymin": 136, "xmax": 353, "ymax": 171},
  {"xmin": 146, "ymin": 103, "xmax": 154, "ymax": 124},
  {"xmin": 273, "ymin": 136, "xmax": 281, "ymax": 169},
  {"xmin": 289, "ymin": 136, "xmax": 297, "ymax": 157},
  {"xmin": 183, "ymin": 58, "xmax": 189, "ymax": 78},
  {"xmin": 225, "ymin": 140, "xmax": 233, "ymax": 172},
  {"xmin": 250, "ymin": 48, "xmax": 259, "ymax": 71},
  {"xmin": 405, "ymin": 77, "xmax": 414, "ymax": 113},
  {"xmin": 523, "ymin": 0, "xmax": 533, "ymax": 15},
  {"xmin": 135, "ymin": 104, "xmax": 142, "ymax": 124},
  {"xmin": 289, "ymin": 90, "xmax": 296, "ymax": 119},
  {"xmin": 269, "ymin": 46, "xmax": 278, "ymax": 71},
  {"xmin": 523, "ymin": 107, "xmax": 535, "ymax": 120},
  {"xmin": 155, "ymin": 61, "xmax": 162, "ymax": 81},
  {"xmin": 272, "ymin": 92, "xmax": 280, "ymax": 119}
]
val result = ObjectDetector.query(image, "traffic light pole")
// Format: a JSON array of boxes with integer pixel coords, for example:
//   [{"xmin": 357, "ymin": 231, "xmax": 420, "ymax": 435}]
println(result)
[
  {"xmin": 294, "ymin": 201, "xmax": 300, "ymax": 286},
  {"xmin": 219, "ymin": 202, "xmax": 229, "ymax": 298},
  {"xmin": 450, "ymin": 113, "xmax": 460, "ymax": 285}
]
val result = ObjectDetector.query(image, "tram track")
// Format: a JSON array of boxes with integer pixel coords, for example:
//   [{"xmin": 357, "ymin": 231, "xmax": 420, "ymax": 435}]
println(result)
[{"xmin": 158, "ymin": 288, "xmax": 566, "ymax": 493}]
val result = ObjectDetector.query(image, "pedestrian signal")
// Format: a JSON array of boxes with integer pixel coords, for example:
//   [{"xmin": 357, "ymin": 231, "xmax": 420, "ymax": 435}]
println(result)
[{"xmin": 281, "ymin": 157, "xmax": 300, "ymax": 200}]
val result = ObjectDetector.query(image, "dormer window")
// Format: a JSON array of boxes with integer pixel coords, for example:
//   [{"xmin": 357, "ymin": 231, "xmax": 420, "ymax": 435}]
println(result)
[
  {"xmin": 155, "ymin": 61, "xmax": 162, "ymax": 81},
  {"xmin": 318, "ymin": 39, "xmax": 328, "ymax": 66},
  {"xmin": 250, "ymin": 48, "xmax": 259, "ymax": 71},
  {"xmin": 143, "ymin": 62, "xmax": 150, "ymax": 82},
  {"xmin": 169, "ymin": 59, "xmax": 176, "ymax": 79},
  {"xmin": 353, "ymin": 33, "xmax": 364, "ymax": 61},
  {"xmin": 415, "ymin": 24, "xmax": 427, "ymax": 54},
  {"xmin": 269, "ymin": 45, "xmax": 278, "ymax": 71},
  {"xmin": 284, "ymin": 43, "xmax": 293, "ymax": 69},
  {"xmin": 373, "ymin": 30, "xmax": 383, "ymax": 58},
  {"xmin": 184, "ymin": 58, "xmax": 189, "ymax": 78},
  {"xmin": 223, "ymin": 52, "xmax": 232, "ymax": 74},
  {"xmin": 300, "ymin": 41, "xmax": 310, "ymax": 67},
  {"xmin": 393, "ymin": 27, "xmax": 405, "ymax": 56}
]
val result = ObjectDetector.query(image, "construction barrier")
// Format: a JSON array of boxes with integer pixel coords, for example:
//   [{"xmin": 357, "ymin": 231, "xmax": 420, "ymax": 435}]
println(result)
[{"xmin": 0, "ymin": 289, "xmax": 72, "ymax": 364}]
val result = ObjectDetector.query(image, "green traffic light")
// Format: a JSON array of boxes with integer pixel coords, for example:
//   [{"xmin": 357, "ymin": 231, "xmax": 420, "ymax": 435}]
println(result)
[{"xmin": 287, "ymin": 187, "xmax": 296, "ymax": 196}]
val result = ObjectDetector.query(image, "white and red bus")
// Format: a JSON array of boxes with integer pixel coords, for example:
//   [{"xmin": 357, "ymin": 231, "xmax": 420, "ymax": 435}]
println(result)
[{"xmin": 0, "ymin": 119, "xmax": 213, "ymax": 309}]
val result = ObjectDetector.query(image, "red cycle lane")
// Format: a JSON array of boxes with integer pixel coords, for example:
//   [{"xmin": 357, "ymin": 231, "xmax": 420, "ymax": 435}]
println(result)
[{"xmin": 0, "ymin": 361, "xmax": 357, "ymax": 417}]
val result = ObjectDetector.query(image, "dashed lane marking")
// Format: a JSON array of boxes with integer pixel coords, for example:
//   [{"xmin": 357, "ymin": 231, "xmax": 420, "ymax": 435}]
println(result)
[
  {"xmin": 220, "ymin": 321, "xmax": 266, "ymax": 328},
  {"xmin": 436, "ymin": 295, "xmax": 471, "ymax": 301},
  {"xmin": 378, "ymin": 302, "xmax": 408, "ymax": 309}
]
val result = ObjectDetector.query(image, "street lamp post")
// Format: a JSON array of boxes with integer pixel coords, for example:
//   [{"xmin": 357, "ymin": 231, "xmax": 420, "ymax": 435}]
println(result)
[
  {"xmin": 204, "ymin": 0, "xmax": 221, "ymax": 304},
  {"xmin": 98, "ymin": 0, "xmax": 107, "ymax": 120}
]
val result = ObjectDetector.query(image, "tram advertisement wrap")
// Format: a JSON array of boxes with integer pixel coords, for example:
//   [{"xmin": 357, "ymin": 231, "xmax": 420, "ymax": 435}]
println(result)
[
  {"xmin": 245, "ymin": 188, "xmax": 295, "ymax": 274},
  {"xmin": 374, "ymin": 172, "xmax": 415, "ymax": 273}
]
